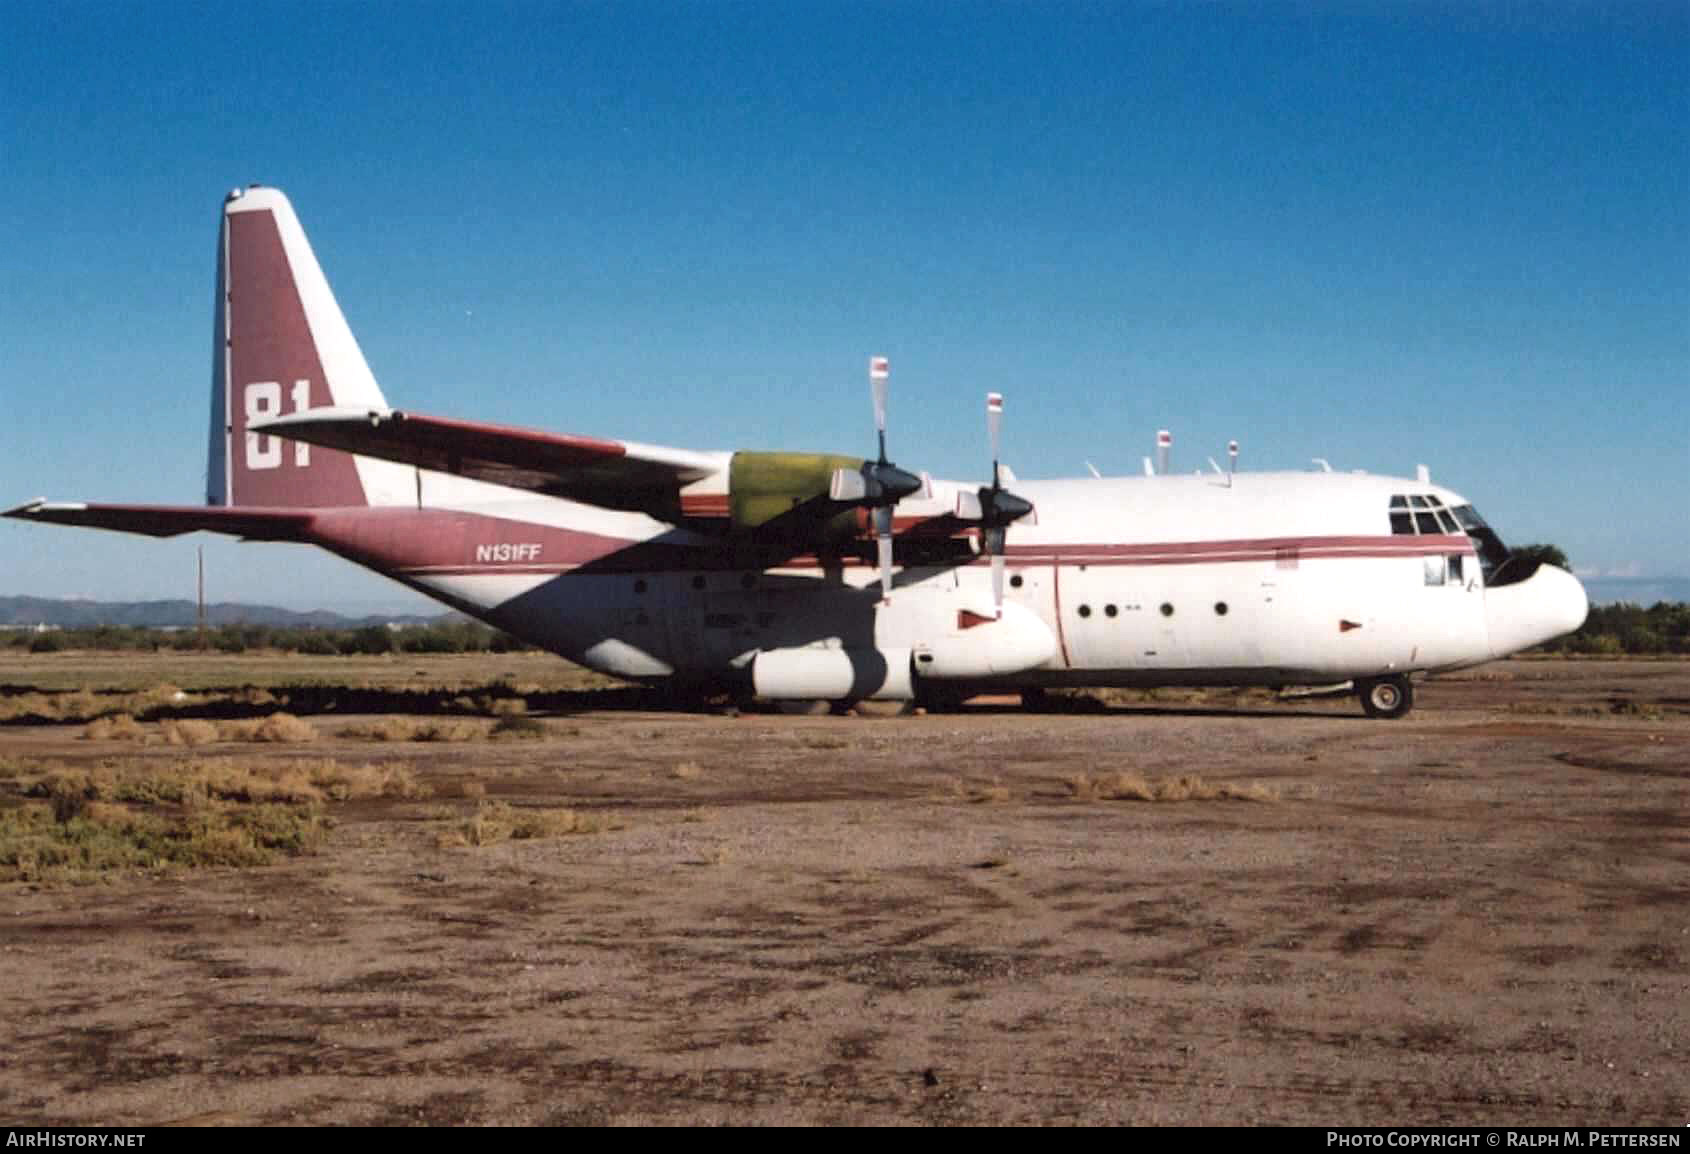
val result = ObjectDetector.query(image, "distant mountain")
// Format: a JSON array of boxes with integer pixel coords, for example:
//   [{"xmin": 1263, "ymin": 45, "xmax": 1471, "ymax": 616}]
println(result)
[{"xmin": 0, "ymin": 596, "xmax": 450, "ymax": 629}]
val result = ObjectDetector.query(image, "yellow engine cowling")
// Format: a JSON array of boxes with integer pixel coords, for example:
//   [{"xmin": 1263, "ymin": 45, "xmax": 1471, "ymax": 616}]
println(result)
[{"xmin": 729, "ymin": 451, "xmax": 866, "ymax": 543}]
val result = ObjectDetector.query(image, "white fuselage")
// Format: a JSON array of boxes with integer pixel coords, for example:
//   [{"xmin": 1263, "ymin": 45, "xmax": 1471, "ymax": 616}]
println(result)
[{"xmin": 349, "ymin": 467, "xmax": 1586, "ymax": 697}]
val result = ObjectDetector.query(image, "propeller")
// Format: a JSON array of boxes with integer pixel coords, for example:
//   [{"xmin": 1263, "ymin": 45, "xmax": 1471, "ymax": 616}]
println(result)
[
  {"xmin": 829, "ymin": 356, "xmax": 922, "ymax": 602},
  {"xmin": 955, "ymin": 392, "xmax": 1034, "ymax": 616}
]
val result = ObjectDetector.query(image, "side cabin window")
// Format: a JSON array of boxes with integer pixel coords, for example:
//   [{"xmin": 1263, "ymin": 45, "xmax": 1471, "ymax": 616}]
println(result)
[{"xmin": 1424, "ymin": 555, "xmax": 1446, "ymax": 586}]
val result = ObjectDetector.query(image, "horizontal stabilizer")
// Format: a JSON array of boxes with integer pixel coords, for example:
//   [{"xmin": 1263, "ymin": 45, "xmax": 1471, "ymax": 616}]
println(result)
[
  {"xmin": 252, "ymin": 408, "xmax": 724, "ymax": 515},
  {"xmin": 4, "ymin": 501, "xmax": 314, "ymax": 540}
]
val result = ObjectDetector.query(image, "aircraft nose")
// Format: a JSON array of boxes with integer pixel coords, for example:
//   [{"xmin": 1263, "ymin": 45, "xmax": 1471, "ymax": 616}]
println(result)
[
  {"xmin": 1485, "ymin": 564, "xmax": 1589, "ymax": 658},
  {"xmin": 1542, "ymin": 565, "xmax": 1590, "ymax": 637}
]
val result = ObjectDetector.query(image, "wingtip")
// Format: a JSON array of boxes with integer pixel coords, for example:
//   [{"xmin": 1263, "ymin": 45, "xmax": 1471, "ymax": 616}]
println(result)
[{"xmin": 4, "ymin": 498, "xmax": 49, "ymax": 519}]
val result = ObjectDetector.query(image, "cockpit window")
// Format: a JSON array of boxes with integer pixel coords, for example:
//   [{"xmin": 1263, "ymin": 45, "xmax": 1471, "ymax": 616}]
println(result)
[
  {"xmin": 1451, "ymin": 504, "xmax": 1514, "ymax": 584},
  {"xmin": 1452, "ymin": 505, "xmax": 1487, "ymax": 531},
  {"xmin": 1391, "ymin": 494, "xmax": 1464, "ymax": 536},
  {"xmin": 1389, "ymin": 497, "xmax": 1518, "ymax": 586}
]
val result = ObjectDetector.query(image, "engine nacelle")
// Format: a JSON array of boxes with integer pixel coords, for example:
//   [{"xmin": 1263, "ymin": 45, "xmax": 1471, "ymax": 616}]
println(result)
[
  {"xmin": 913, "ymin": 601, "xmax": 1058, "ymax": 680},
  {"xmin": 751, "ymin": 646, "xmax": 914, "ymax": 701},
  {"xmin": 729, "ymin": 451, "xmax": 866, "ymax": 543}
]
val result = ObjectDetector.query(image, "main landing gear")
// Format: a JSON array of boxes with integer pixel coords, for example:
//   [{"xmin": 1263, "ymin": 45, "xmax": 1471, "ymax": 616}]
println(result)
[{"xmin": 1356, "ymin": 675, "xmax": 1413, "ymax": 720}]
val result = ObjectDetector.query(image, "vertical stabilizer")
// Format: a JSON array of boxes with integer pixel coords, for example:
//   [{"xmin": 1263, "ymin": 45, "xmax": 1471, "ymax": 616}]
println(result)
[{"xmin": 209, "ymin": 186, "xmax": 409, "ymax": 508}]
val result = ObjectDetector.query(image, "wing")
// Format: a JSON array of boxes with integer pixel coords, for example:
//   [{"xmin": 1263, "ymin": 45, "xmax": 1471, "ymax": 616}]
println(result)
[
  {"xmin": 253, "ymin": 408, "xmax": 726, "ymax": 517},
  {"xmin": 4, "ymin": 501, "xmax": 313, "ymax": 540}
]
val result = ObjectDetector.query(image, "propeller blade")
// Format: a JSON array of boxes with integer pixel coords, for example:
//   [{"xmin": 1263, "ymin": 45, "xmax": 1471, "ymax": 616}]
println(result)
[
  {"xmin": 986, "ymin": 392, "xmax": 1003, "ymax": 480},
  {"xmin": 984, "ymin": 525, "xmax": 1007, "ymax": 616},
  {"xmin": 873, "ymin": 505, "xmax": 894, "ymax": 601},
  {"xmin": 870, "ymin": 356, "xmax": 890, "ymax": 459}
]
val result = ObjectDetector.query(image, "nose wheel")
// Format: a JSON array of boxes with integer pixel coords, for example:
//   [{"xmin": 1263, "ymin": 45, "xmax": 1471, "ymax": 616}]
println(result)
[{"xmin": 1356, "ymin": 675, "xmax": 1413, "ymax": 719}]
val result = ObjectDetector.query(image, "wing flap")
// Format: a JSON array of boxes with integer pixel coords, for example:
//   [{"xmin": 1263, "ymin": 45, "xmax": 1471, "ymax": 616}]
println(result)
[
  {"xmin": 4, "ymin": 501, "xmax": 313, "ymax": 540},
  {"xmin": 252, "ymin": 408, "xmax": 725, "ymax": 515}
]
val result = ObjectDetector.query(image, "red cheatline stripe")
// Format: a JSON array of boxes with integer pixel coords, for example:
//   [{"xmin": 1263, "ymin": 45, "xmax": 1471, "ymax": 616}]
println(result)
[{"xmin": 393, "ymin": 534, "xmax": 1474, "ymax": 577}]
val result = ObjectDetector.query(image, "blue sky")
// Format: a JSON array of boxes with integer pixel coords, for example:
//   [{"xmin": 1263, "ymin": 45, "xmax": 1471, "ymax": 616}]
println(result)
[{"xmin": 2, "ymin": 1, "xmax": 1685, "ymax": 611}]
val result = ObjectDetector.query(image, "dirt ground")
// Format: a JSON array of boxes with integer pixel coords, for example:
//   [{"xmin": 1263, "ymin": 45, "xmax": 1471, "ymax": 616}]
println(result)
[{"xmin": 0, "ymin": 656, "xmax": 1685, "ymax": 1125}]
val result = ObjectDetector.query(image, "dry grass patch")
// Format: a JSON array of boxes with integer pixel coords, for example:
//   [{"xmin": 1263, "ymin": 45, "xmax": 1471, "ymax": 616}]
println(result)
[
  {"xmin": 488, "ymin": 714, "xmax": 547, "ymax": 740},
  {"xmin": 441, "ymin": 800, "xmax": 600, "ymax": 848},
  {"xmin": 82, "ymin": 713, "xmax": 321, "ymax": 745},
  {"xmin": 217, "ymin": 712, "xmax": 318, "ymax": 743},
  {"xmin": 2, "ymin": 682, "xmax": 221, "ymax": 726},
  {"xmin": 1066, "ymin": 771, "xmax": 1276, "ymax": 803},
  {"xmin": 339, "ymin": 717, "xmax": 485, "ymax": 742},
  {"xmin": 162, "ymin": 718, "xmax": 220, "ymax": 746},
  {"xmin": 77, "ymin": 712, "xmax": 321, "ymax": 744},
  {"xmin": 671, "ymin": 761, "xmax": 704, "ymax": 781},
  {"xmin": 307, "ymin": 760, "xmax": 431, "ymax": 802},
  {"xmin": 1506, "ymin": 701, "xmax": 1605, "ymax": 718},
  {"xmin": 1, "ymin": 755, "xmax": 431, "ymax": 883},
  {"xmin": 20, "ymin": 757, "xmax": 427, "ymax": 809},
  {"xmin": 449, "ymin": 694, "xmax": 531, "ymax": 718},
  {"xmin": 0, "ymin": 689, "xmax": 104, "ymax": 724},
  {"xmin": 81, "ymin": 714, "xmax": 148, "ymax": 742},
  {"xmin": 0, "ymin": 799, "xmax": 323, "ymax": 883}
]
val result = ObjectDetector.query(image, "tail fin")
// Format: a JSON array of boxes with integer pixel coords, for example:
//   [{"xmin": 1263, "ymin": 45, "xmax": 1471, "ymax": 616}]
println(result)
[{"xmin": 207, "ymin": 186, "xmax": 408, "ymax": 508}]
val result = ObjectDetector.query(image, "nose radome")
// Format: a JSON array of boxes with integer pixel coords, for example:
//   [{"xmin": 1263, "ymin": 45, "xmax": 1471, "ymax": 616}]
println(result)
[
  {"xmin": 1485, "ymin": 564, "xmax": 1589, "ymax": 658},
  {"xmin": 1541, "ymin": 564, "xmax": 1590, "ymax": 637}
]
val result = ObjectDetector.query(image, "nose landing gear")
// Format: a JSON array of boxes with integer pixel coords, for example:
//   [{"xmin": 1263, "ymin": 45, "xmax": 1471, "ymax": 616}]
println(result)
[{"xmin": 1356, "ymin": 675, "xmax": 1413, "ymax": 719}]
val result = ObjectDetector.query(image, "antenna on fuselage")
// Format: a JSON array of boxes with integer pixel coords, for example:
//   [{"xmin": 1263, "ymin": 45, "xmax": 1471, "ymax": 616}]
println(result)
[
  {"xmin": 1416, "ymin": 464, "xmax": 1430, "ymax": 484},
  {"xmin": 1085, "ymin": 461, "xmax": 1101, "ymax": 478},
  {"xmin": 1312, "ymin": 458, "xmax": 1332, "ymax": 473},
  {"xmin": 1142, "ymin": 457, "xmax": 1154, "ymax": 476},
  {"xmin": 1156, "ymin": 429, "xmax": 1171, "ymax": 475},
  {"xmin": 1228, "ymin": 440, "xmax": 1238, "ymax": 487}
]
